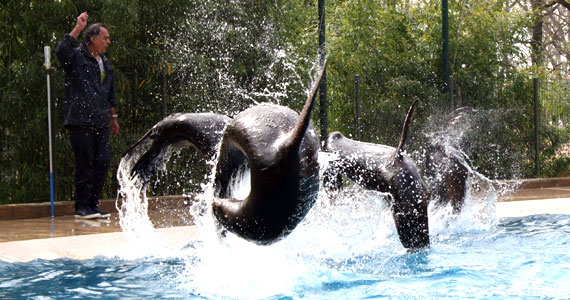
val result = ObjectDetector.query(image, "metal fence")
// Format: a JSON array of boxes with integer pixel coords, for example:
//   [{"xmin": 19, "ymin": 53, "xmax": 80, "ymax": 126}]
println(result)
[{"xmin": 350, "ymin": 74, "xmax": 570, "ymax": 179}]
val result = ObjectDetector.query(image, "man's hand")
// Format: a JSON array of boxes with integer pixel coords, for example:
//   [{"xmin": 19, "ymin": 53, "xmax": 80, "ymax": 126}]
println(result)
[
  {"xmin": 70, "ymin": 12, "xmax": 88, "ymax": 40},
  {"xmin": 77, "ymin": 12, "xmax": 88, "ymax": 29},
  {"xmin": 110, "ymin": 118, "xmax": 120, "ymax": 137}
]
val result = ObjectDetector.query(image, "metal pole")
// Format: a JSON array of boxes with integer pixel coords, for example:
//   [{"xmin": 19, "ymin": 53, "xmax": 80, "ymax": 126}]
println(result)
[
  {"xmin": 534, "ymin": 77, "xmax": 540, "ymax": 177},
  {"xmin": 449, "ymin": 75, "xmax": 454, "ymax": 109},
  {"xmin": 162, "ymin": 66, "xmax": 167, "ymax": 117},
  {"xmin": 318, "ymin": 0, "xmax": 328, "ymax": 142},
  {"xmin": 162, "ymin": 65, "xmax": 169, "ymax": 195},
  {"xmin": 44, "ymin": 46, "xmax": 55, "ymax": 217},
  {"xmin": 355, "ymin": 74, "xmax": 361, "ymax": 140},
  {"xmin": 442, "ymin": 0, "xmax": 450, "ymax": 94}
]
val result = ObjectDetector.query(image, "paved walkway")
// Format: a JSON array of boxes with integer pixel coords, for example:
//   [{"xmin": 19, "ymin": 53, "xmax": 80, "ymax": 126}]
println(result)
[
  {"xmin": 1, "ymin": 178, "xmax": 570, "ymax": 262},
  {"xmin": 0, "ymin": 207, "xmax": 193, "ymax": 243},
  {"xmin": 0, "ymin": 208, "xmax": 197, "ymax": 262}
]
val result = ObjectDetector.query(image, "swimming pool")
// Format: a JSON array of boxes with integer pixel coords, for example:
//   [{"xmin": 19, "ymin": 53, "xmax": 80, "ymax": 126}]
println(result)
[{"xmin": 1, "ymin": 190, "xmax": 569, "ymax": 299}]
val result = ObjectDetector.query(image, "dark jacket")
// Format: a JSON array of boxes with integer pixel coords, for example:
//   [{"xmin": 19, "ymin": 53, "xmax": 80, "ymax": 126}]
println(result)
[{"xmin": 55, "ymin": 34, "xmax": 116, "ymax": 128}]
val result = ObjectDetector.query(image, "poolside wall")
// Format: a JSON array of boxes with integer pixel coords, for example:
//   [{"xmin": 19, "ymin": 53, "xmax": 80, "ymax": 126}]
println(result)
[
  {"xmin": 0, "ymin": 195, "xmax": 196, "ymax": 221},
  {"xmin": 2, "ymin": 178, "xmax": 570, "ymax": 220}
]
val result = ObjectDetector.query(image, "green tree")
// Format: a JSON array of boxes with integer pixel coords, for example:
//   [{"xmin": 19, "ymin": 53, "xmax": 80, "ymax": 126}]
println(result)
[
  {"xmin": 0, "ymin": 0, "xmax": 318, "ymax": 204},
  {"xmin": 324, "ymin": 0, "xmax": 567, "ymax": 179},
  {"xmin": 2, "ymin": 0, "xmax": 569, "ymax": 205}
]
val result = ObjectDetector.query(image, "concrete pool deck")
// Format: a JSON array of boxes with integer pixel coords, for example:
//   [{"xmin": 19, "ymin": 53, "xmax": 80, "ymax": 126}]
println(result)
[{"xmin": 1, "ymin": 178, "xmax": 570, "ymax": 262}]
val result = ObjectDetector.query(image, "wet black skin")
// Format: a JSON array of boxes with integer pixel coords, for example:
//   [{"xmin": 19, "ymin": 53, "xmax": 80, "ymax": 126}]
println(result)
[
  {"xmin": 424, "ymin": 107, "xmax": 475, "ymax": 214},
  {"xmin": 323, "ymin": 100, "xmax": 430, "ymax": 252},
  {"xmin": 122, "ymin": 112, "xmax": 233, "ymax": 183},
  {"xmin": 121, "ymin": 62, "xmax": 326, "ymax": 245},
  {"xmin": 212, "ymin": 62, "xmax": 326, "ymax": 245}
]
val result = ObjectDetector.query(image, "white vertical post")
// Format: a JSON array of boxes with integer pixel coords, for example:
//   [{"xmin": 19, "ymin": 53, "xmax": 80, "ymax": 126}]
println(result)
[{"xmin": 44, "ymin": 46, "xmax": 55, "ymax": 217}]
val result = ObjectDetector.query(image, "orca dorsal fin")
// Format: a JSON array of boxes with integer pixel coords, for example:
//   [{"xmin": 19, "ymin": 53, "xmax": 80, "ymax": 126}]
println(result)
[{"xmin": 286, "ymin": 60, "xmax": 327, "ymax": 152}]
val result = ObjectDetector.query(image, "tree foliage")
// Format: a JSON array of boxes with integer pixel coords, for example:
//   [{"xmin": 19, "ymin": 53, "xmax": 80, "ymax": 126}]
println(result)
[
  {"xmin": 1, "ymin": 0, "xmax": 569, "ymax": 204},
  {"xmin": 323, "ymin": 0, "xmax": 559, "ymax": 179}
]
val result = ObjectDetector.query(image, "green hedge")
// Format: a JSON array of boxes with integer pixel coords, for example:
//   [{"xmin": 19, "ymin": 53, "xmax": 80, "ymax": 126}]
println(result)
[{"xmin": 1, "ymin": 0, "xmax": 568, "ymax": 204}]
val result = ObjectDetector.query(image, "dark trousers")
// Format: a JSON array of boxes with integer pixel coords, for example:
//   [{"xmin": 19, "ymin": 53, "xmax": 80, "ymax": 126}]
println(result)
[{"xmin": 68, "ymin": 126, "xmax": 110, "ymax": 211}]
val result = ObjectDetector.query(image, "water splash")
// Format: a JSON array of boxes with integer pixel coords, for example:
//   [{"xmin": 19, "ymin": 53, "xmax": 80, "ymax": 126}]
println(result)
[
  {"xmin": 114, "ymin": 102, "xmax": 523, "ymax": 298},
  {"xmin": 164, "ymin": 2, "xmax": 313, "ymax": 116},
  {"xmin": 169, "ymin": 158, "xmax": 510, "ymax": 299},
  {"xmin": 116, "ymin": 141, "xmax": 200, "ymax": 258},
  {"xmin": 116, "ymin": 146, "xmax": 155, "ymax": 238}
]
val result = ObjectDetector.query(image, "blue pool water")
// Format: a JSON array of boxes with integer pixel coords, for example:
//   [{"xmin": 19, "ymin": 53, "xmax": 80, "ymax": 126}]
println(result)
[
  {"xmin": 3, "ymin": 158, "xmax": 569, "ymax": 299},
  {"xmin": 2, "ymin": 205, "xmax": 570, "ymax": 299}
]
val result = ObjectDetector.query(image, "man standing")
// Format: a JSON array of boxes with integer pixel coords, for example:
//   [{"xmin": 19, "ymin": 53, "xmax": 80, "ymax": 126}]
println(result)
[{"xmin": 55, "ymin": 12, "xmax": 120, "ymax": 219}]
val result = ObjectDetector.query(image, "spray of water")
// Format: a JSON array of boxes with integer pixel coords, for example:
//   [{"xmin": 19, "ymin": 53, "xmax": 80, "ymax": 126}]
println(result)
[
  {"xmin": 116, "ymin": 146, "xmax": 155, "ymax": 237},
  {"xmin": 114, "ymin": 98, "xmax": 522, "ymax": 298},
  {"xmin": 116, "ymin": 140, "xmax": 199, "ymax": 259},
  {"xmin": 118, "ymin": 137, "xmax": 512, "ymax": 298},
  {"xmin": 115, "ymin": 16, "xmax": 521, "ymax": 290},
  {"xmin": 164, "ymin": 3, "xmax": 313, "ymax": 116}
]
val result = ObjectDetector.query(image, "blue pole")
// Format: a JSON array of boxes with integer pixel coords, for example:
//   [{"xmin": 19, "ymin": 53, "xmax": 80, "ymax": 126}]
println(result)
[
  {"xmin": 45, "ymin": 46, "xmax": 55, "ymax": 217},
  {"xmin": 50, "ymin": 172, "xmax": 55, "ymax": 216}
]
